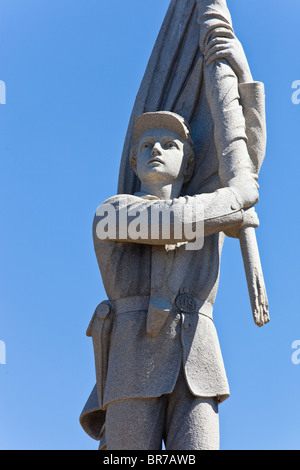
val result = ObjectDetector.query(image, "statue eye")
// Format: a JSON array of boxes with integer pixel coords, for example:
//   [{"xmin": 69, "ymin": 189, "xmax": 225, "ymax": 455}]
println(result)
[
  {"xmin": 141, "ymin": 142, "xmax": 152, "ymax": 150},
  {"xmin": 167, "ymin": 141, "xmax": 177, "ymax": 148}
]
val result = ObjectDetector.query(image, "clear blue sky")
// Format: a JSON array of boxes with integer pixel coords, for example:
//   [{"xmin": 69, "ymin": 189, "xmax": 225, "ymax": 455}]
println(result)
[{"xmin": 0, "ymin": 0, "xmax": 299, "ymax": 450}]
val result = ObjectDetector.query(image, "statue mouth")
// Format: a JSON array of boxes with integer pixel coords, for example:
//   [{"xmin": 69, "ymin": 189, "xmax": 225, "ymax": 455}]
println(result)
[{"xmin": 148, "ymin": 157, "xmax": 163, "ymax": 165}]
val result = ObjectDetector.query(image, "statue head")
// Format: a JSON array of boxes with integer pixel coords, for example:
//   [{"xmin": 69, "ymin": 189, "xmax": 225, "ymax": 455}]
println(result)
[{"xmin": 129, "ymin": 112, "xmax": 195, "ymax": 191}]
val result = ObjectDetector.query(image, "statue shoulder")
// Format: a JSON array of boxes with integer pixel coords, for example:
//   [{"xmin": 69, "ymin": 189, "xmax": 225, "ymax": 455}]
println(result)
[{"xmin": 95, "ymin": 194, "xmax": 140, "ymax": 213}]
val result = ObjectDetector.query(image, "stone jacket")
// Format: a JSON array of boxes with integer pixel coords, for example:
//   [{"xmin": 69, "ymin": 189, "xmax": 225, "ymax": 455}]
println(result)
[{"xmin": 80, "ymin": 79, "xmax": 266, "ymax": 442}]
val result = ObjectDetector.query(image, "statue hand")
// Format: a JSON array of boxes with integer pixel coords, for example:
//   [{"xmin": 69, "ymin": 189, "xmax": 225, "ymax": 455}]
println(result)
[
  {"xmin": 204, "ymin": 32, "xmax": 253, "ymax": 83},
  {"xmin": 225, "ymin": 206, "xmax": 259, "ymax": 239}
]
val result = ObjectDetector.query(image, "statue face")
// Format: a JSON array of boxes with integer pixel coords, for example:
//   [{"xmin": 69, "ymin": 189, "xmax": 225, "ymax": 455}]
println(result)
[{"xmin": 135, "ymin": 128, "xmax": 187, "ymax": 186}]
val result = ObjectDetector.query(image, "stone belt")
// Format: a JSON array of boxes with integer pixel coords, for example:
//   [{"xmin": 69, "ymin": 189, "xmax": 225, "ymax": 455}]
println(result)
[{"xmin": 113, "ymin": 295, "xmax": 213, "ymax": 321}]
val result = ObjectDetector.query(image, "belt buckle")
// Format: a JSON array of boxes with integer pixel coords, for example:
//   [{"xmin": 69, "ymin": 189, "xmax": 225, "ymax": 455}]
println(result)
[{"xmin": 175, "ymin": 294, "xmax": 197, "ymax": 314}]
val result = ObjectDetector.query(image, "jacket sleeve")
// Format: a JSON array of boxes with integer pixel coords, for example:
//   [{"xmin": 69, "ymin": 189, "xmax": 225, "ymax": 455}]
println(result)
[
  {"xmin": 93, "ymin": 190, "xmax": 244, "ymax": 247},
  {"xmin": 238, "ymin": 81, "xmax": 267, "ymax": 177}
]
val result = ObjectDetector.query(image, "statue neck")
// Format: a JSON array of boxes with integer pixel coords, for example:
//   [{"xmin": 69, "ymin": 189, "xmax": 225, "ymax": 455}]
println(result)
[{"xmin": 139, "ymin": 180, "xmax": 182, "ymax": 200}]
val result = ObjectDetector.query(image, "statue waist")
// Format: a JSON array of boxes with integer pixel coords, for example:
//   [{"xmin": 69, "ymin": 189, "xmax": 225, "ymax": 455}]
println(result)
[{"xmin": 113, "ymin": 295, "xmax": 213, "ymax": 321}]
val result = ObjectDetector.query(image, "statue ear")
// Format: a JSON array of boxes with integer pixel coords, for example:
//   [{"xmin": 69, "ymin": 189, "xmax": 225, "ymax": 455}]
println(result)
[
  {"xmin": 183, "ymin": 154, "xmax": 195, "ymax": 183},
  {"xmin": 129, "ymin": 146, "xmax": 138, "ymax": 175}
]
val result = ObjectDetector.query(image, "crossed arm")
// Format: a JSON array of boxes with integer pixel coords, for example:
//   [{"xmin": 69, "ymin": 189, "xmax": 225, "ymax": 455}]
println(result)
[{"xmin": 93, "ymin": 188, "xmax": 258, "ymax": 247}]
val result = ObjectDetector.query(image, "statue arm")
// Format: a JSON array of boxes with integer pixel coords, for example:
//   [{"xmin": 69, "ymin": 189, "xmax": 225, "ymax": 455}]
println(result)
[
  {"xmin": 196, "ymin": 1, "xmax": 270, "ymax": 326},
  {"xmin": 196, "ymin": 0, "xmax": 260, "ymax": 207},
  {"xmin": 93, "ymin": 192, "xmax": 258, "ymax": 246}
]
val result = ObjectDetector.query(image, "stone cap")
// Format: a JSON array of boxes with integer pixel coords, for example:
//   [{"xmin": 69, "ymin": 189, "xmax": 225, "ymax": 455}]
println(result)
[{"xmin": 132, "ymin": 111, "xmax": 192, "ymax": 144}]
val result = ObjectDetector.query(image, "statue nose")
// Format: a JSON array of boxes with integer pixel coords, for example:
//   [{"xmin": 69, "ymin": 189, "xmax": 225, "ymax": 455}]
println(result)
[{"xmin": 151, "ymin": 143, "xmax": 162, "ymax": 156}]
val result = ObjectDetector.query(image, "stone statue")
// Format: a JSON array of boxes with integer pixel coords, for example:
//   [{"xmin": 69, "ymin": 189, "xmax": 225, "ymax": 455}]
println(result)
[{"xmin": 80, "ymin": 0, "xmax": 269, "ymax": 450}]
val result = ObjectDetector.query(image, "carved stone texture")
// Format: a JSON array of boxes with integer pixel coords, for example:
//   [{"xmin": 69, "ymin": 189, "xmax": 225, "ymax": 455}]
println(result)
[{"xmin": 80, "ymin": 0, "xmax": 268, "ymax": 451}]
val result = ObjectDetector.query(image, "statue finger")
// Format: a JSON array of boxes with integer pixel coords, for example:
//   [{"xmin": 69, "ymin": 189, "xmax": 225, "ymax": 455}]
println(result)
[
  {"xmin": 204, "ymin": 37, "xmax": 229, "ymax": 56},
  {"xmin": 209, "ymin": 26, "xmax": 235, "ymax": 41},
  {"xmin": 205, "ymin": 49, "xmax": 231, "ymax": 67},
  {"xmin": 205, "ymin": 43, "xmax": 229, "ymax": 61}
]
